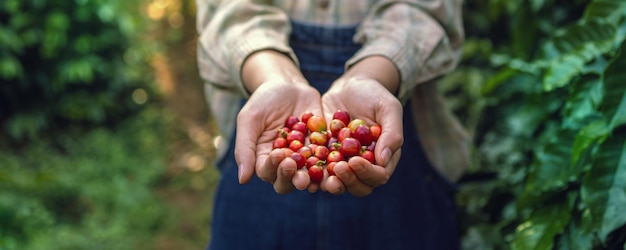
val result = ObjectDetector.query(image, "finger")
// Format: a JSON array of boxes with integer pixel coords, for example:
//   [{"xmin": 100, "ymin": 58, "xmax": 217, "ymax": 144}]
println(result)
[
  {"xmin": 307, "ymin": 182, "xmax": 320, "ymax": 193},
  {"xmin": 347, "ymin": 157, "xmax": 390, "ymax": 187},
  {"xmin": 234, "ymin": 108, "xmax": 264, "ymax": 184},
  {"xmin": 324, "ymin": 175, "xmax": 346, "ymax": 195},
  {"xmin": 258, "ymin": 149, "xmax": 286, "ymax": 183},
  {"xmin": 374, "ymin": 99, "xmax": 404, "ymax": 167},
  {"xmin": 333, "ymin": 161, "xmax": 373, "ymax": 197},
  {"xmin": 273, "ymin": 157, "xmax": 297, "ymax": 194},
  {"xmin": 384, "ymin": 148, "xmax": 402, "ymax": 177},
  {"xmin": 292, "ymin": 169, "xmax": 310, "ymax": 191}
]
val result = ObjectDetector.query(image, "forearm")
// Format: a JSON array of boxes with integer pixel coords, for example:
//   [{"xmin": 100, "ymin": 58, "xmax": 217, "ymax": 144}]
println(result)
[
  {"xmin": 242, "ymin": 50, "xmax": 308, "ymax": 94},
  {"xmin": 196, "ymin": 0, "xmax": 297, "ymax": 97},
  {"xmin": 340, "ymin": 56, "xmax": 400, "ymax": 96},
  {"xmin": 348, "ymin": 0, "xmax": 463, "ymax": 101}
]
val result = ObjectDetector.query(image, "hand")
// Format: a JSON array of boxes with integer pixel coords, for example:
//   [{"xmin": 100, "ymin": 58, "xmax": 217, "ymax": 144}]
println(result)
[
  {"xmin": 235, "ymin": 80, "xmax": 323, "ymax": 194},
  {"xmin": 320, "ymin": 77, "xmax": 404, "ymax": 197}
]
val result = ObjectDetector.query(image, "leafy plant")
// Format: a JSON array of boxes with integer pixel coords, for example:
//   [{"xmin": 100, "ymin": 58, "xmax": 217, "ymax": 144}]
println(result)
[
  {"xmin": 0, "ymin": 108, "xmax": 170, "ymax": 250},
  {"xmin": 452, "ymin": 0, "xmax": 626, "ymax": 249},
  {"xmin": 0, "ymin": 0, "xmax": 157, "ymax": 141}
]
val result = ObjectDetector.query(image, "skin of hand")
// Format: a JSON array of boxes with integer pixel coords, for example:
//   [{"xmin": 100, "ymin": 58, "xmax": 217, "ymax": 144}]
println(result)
[
  {"xmin": 320, "ymin": 56, "xmax": 404, "ymax": 197},
  {"xmin": 236, "ymin": 50, "xmax": 323, "ymax": 194}
]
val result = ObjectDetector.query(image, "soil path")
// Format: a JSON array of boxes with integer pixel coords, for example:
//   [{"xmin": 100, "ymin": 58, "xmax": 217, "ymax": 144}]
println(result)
[{"xmin": 148, "ymin": 2, "xmax": 220, "ymax": 248}]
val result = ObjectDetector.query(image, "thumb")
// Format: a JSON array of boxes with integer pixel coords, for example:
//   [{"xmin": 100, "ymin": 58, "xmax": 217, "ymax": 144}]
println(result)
[
  {"xmin": 374, "ymin": 100, "xmax": 404, "ymax": 167},
  {"xmin": 234, "ymin": 110, "xmax": 263, "ymax": 184}
]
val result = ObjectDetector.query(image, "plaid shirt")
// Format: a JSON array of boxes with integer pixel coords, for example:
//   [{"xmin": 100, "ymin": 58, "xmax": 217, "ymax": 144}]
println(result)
[{"xmin": 196, "ymin": 0, "xmax": 470, "ymax": 182}]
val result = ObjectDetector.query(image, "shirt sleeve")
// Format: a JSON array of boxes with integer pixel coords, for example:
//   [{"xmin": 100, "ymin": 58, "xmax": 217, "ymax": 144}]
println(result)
[
  {"xmin": 195, "ymin": 0, "xmax": 298, "ymax": 97},
  {"xmin": 346, "ymin": 0, "xmax": 464, "ymax": 102}
]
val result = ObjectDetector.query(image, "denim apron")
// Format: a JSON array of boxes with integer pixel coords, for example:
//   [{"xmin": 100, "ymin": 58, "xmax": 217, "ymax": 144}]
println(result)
[{"xmin": 208, "ymin": 21, "xmax": 459, "ymax": 250}]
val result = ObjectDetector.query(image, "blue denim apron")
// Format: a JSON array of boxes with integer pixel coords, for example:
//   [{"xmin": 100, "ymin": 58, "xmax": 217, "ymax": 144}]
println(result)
[{"xmin": 208, "ymin": 21, "xmax": 459, "ymax": 250}]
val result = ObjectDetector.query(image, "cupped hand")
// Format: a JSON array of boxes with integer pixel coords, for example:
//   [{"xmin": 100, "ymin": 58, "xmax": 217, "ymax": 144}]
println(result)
[
  {"xmin": 320, "ymin": 77, "xmax": 404, "ymax": 197},
  {"xmin": 235, "ymin": 81, "xmax": 323, "ymax": 194}
]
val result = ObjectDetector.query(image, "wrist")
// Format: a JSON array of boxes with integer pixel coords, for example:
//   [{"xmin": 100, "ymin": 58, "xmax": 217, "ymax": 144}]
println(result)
[
  {"xmin": 342, "ymin": 56, "xmax": 400, "ymax": 96},
  {"xmin": 241, "ymin": 50, "xmax": 307, "ymax": 94}
]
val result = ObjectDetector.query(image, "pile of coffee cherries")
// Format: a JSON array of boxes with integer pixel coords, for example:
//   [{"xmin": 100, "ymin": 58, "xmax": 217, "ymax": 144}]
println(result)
[{"xmin": 272, "ymin": 110, "xmax": 381, "ymax": 183}]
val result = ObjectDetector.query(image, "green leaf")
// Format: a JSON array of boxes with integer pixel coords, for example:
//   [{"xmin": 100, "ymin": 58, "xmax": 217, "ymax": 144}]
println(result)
[
  {"xmin": 562, "ymin": 75, "xmax": 604, "ymax": 129},
  {"xmin": 556, "ymin": 215, "xmax": 595, "ymax": 250},
  {"xmin": 543, "ymin": 21, "xmax": 618, "ymax": 91},
  {"xmin": 0, "ymin": 56, "xmax": 24, "ymax": 80},
  {"xmin": 45, "ymin": 11, "xmax": 69, "ymax": 31},
  {"xmin": 0, "ymin": 26, "xmax": 24, "ymax": 53},
  {"xmin": 523, "ymin": 130, "xmax": 576, "ymax": 194},
  {"xmin": 583, "ymin": 0, "xmax": 626, "ymax": 25},
  {"xmin": 581, "ymin": 127, "xmax": 626, "ymax": 240},
  {"xmin": 5, "ymin": 112, "xmax": 48, "ymax": 140},
  {"xmin": 544, "ymin": 55, "xmax": 587, "ymax": 91},
  {"xmin": 513, "ymin": 200, "xmax": 572, "ymax": 250},
  {"xmin": 482, "ymin": 67, "xmax": 517, "ymax": 95},
  {"xmin": 571, "ymin": 119, "xmax": 609, "ymax": 165},
  {"xmin": 61, "ymin": 57, "xmax": 96, "ymax": 83},
  {"xmin": 530, "ymin": 0, "xmax": 546, "ymax": 12},
  {"xmin": 601, "ymin": 40, "xmax": 626, "ymax": 129}
]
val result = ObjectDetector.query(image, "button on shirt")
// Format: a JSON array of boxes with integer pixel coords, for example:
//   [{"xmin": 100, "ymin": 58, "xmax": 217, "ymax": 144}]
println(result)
[{"xmin": 195, "ymin": 0, "xmax": 471, "ymax": 182}]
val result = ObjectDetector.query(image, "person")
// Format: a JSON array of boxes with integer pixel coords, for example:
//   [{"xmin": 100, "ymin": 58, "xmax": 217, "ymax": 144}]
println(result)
[{"xmin": 195, "ymin": 0, "xmax": 470, "ymax": 249}]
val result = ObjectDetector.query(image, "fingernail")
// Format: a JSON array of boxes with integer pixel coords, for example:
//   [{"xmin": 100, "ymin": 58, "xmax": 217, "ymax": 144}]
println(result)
[
  {"xmin": 238, "ymin": 164, "xmax": 244, "ymax": 184},
  {"xmin": 382, "ymin": 148, "xmax": 392, "ymax": 166}
]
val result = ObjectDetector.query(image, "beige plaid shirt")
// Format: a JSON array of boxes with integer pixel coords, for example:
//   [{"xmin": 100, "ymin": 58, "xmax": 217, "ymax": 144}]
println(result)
[{"xmin": 196, "ymin": 0, "xmax": 470, "ymax": 182}]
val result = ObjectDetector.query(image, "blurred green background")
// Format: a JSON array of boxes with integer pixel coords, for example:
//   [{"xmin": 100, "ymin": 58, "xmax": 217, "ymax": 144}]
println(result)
[
  {"xmin": 1, "ymin": 0, "xmax": 625, "ymax": 249},
  {"xmin": 1, "ymin": 0, "xmax": 218, "ymax": 249}
]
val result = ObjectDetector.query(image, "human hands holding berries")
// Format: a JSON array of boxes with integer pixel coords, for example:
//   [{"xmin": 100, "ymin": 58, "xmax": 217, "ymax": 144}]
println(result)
[
  {"xmin": 272, "ymin": 107, "xmax": 392, "ymax": 196},
  {"xmin": 236, "ymin": 52, "xmax": 402, "ymax": 196},
  {"xmin": 235, "ymin": 81, "xmax": 323, "ymax": 194},
  {"xmin": 321, "ymin": 77, "xmax": 404, "ymax": 197},
  {"xmin": 237, "ymin": 78, "xmax": 403, "ymax": 196}
]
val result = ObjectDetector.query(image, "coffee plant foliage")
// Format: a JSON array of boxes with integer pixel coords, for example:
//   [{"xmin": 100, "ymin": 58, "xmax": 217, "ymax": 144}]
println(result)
[
  {"xmin": 449, "ymin": 0, "xmax": 626, "ymax": 249},
  {"xmin": 0, "ymin": 0, "xmax": 156, "ymax": 141},
  {"xmin": 0, "ymin": 107, "xmax": 170, "ymax": 250}
]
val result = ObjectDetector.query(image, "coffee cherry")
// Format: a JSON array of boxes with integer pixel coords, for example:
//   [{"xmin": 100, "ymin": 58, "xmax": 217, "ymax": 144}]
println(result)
[
  {"xmin": 292, "ymin": 121, "xmax": 308, "ymax": 134},
  {"xmin": 340, "ymin": 137, "xmax": 361, "ymax": 157},
  {"xmin": 290, "ymin": 152, "xmax": 306, "ymax": 169},
  {"xmin": 327, "ymin": 137, "xmax": 339, "ymax": 150},
  {"xmin": 360, "ymin": 149, "xmax": 375, "ymax": 164},
  {"xmin": 309, "ymin": 131, "xmax": 328, "ymax": 146},
  {"xmin": 289, "ymin": 140, "xmax": 304, "ymax": 152},
  {"xmin": 308, "ymin": 165, "xmax": 323, "ymax": 183},
  {"xmin": 353, "ymin": 125, "xmax": 373, "ymax": 147},
  {"xmin": 332, "ymin": 110, "xmax": 351, "ymax": 126},
  {"xmin": 327, "ymin": 162, "xmax": 337, "ymax": 176},
  {"xmin": 370, "ymin": 125, "xmax": 382, "ymax": 141},
  {"xmin": 307, "ymin": 115, "xmax": 327, "ymax": 132},
  {"xmin": 276, "ymin": 127, "xmax": 289, "ymax": 138},
  {"xmin": 298, "ymin": 146, "xmax": 313, "ymax": 159},
  {"xmin": 337, "ymin": 127, "xmax": 352, "ymax": 142},
  {"xmin": 286, "ymin": 130, "xmax": 305, "ymax": 144},
  {"xmin": 306, "ymin": 156, "xmax": 321, "ymax": 168},
  {"xmin": 329, "ymin": 119, "xmax": 346, "ymax": 136},
  {"xmin": 314, "ymin": 145, "xmax": 330, "ymax": 161},
  {"xmin": 301, "ymin": 111, "xmax": 314, "ymax": 124},
  {"xmin": 273, "ymin": 137, "xmax": 287, "ymax": 149},
  {"xmin": 366, "ymin": 141, "xmax": 376, "ymax": 152},
  {"xmin": 348, "ymin": 119, "xmax": 366, "ymax": 132},
  {"xmin": 284, "ymin": 116, "xmax": 299, "ymax": 129},
  {"xmin": 327, "ymin": 150, "xmax": 344, "ymax": 163}
]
